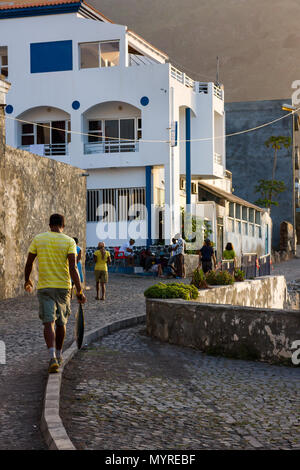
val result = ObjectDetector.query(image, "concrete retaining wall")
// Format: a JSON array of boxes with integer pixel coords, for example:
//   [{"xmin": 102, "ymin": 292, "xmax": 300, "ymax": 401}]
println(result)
[
  {"xmin": 146, "ymin": 299, "xmax": 300, "ymax": 365},
  {"xmin": 196, "ymin": 275, "xmax": 288, "ymax": 310}
]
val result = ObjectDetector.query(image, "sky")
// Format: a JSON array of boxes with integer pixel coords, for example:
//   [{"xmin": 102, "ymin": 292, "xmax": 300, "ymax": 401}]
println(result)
[{"xmin": 88, "ymin": 0, "xmax": 300, "ymax": 102}]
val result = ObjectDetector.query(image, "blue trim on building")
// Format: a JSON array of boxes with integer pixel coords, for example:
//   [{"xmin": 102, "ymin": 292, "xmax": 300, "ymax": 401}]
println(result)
[
  {"xmin": 5, "ymin": 105, "xmax": 13, "ymax": 114},
  {"xmin": 145, "ymin": 166, "xmax": 153, "ymax": 246},
  {"xmin": 140, "ymin": 96, "xmax": 149, "ymax": 107},
  {"xmin": 0, "ymin": 3, "xmax": 81, "ymax": 19},
  {"xmin": 72, "ymin": 100, "xmax": 80, "ymax": 110},
  {"xmin": 30, "ymin": 40, "xmax": 73, "ymax": 73},
  {"xmin": 185, "ymin": 108, "xmax": 191, "ymax": 206}
]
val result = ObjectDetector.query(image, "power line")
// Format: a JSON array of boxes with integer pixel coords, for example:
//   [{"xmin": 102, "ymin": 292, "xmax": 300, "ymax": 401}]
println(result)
[{"xmin": 5, "ymin": 106, "xmax": 299, "ymax": 144}]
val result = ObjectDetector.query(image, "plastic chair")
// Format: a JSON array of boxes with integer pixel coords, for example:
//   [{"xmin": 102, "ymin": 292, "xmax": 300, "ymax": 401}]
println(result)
[{"xmin": 114, "ymin": 247, "xmax": 126, "ymax": 267}]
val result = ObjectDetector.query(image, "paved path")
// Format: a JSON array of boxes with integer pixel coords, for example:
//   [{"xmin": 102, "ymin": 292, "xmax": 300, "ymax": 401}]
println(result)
[
  {"xmin": 0, "ymin": 273, "xmax": 162, "ymax": 450},
  {"xmin": 273, "ymin": 257, "xmax": 300, "ymax": 282},
  {"xmin": 60, "ymin": 326, "xmax": 300, "ymax": 450},
  {"xmin": 0, "ymin": 264, "xmax": 299, "ymax": 450}
]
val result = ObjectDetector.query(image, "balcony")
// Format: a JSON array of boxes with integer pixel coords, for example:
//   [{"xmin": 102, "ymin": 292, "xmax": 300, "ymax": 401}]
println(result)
[
  {"xmin": 84, "ymin": 141, "xmax": 139, "ymax": 155},
  {"xmin": 20, "ymin": 143, "xmax": 69, "ymax": 156},
  {"xmin": 170, "ymin": 65, "xmax": 224, "ymax": 100}
]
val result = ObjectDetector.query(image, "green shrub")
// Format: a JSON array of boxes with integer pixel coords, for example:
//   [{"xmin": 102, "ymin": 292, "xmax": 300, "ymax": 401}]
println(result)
[
  {"xmin": 234, "ymin": 269, "xmax": 245, "ymax": 282},
  {"xmin": 191, "ymin": 268, "xmax": 208, "ymax": 289},
  {"xmin": 144, "ymin": 282, "xmax": 198, "ymax": 300},
  {"xmin": 205, "ymin": 270, "xmax": 235, "ymax": 285}
]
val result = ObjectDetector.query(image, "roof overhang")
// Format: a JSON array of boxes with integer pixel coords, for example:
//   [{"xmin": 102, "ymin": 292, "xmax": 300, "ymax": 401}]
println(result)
[{"xmin": 198, "ymin": 181, "xmax": 264, "ymax": 212}]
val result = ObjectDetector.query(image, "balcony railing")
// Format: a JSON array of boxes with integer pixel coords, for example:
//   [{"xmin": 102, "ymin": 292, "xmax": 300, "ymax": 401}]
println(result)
[
  {"xmin": 84, "ymin": 141, "xmax": 139, "ymax": 154},
  {"xmin": 20, "ymin": 143, "xmax": 68, "ymax": 156},
  {"xmin": 170, "ymin": 65, "xmax": 195, "ymax": 89}
]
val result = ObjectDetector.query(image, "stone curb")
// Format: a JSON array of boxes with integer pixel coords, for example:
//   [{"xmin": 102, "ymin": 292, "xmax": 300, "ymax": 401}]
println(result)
[{"xmin": 41, "ymin": 313, "xmax": 146, "ymax": 450}]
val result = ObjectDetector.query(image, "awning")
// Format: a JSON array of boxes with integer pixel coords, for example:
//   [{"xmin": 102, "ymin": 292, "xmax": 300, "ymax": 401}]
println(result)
[{"xmin": 198, "ymin": 181, "xmax": 264, "ymax": 212}]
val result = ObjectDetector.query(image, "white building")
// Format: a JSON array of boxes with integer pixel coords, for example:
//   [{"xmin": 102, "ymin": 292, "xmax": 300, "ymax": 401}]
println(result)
[{"xmin": 0, "ymin": 0, "xmax": 271, "ymax": 260}]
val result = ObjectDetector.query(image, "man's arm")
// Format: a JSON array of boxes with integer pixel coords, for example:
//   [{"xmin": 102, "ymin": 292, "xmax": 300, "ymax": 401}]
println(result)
[
  {"xmin": 77, "ymin": 249, "xmax": 82, "ymax": 263},
  {"xmin": 68, "ymin": 253, "xmax": 86, "ymax": 303},
  {"xmin": 24, "ymin": 252, "xmax": 37, "ymax": 291}
]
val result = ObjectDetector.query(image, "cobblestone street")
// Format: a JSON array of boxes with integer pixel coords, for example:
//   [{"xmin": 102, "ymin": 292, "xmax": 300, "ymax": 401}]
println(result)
[
  {"xmin": 60, "ymin": 325, "xmax": 300, "ymax": 450},
  {"xmin": 0, "ymin": 269, "xmax": 299, "ymax": 450}
]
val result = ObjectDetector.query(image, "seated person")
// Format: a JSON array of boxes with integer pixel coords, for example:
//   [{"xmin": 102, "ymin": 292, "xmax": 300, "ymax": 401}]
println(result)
[{"xmin": 119, "ymin": 238, "xmax": 135, "ymax": 266}]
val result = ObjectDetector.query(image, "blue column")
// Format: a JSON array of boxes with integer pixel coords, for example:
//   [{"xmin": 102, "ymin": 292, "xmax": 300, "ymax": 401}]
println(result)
[
  {"xmin": 185, "ymin": 108, "xmax": 191, "ymax": 206},
  {"xmin": 145, "ymin": 166, "xmax": 153, "ymax": 246}
]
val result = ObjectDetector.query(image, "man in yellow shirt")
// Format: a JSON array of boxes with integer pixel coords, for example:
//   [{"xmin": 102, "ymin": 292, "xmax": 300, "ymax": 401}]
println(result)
[
  {"xmin": 24, "ymin": 214, "xmax": 86, "ymax": 373},
  {"xmin": 93, "ymin": 241, "xmax": 111, "ymax": 301}
]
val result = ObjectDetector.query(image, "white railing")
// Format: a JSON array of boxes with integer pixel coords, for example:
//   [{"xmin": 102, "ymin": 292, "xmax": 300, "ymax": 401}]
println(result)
[
  {"xmin": 170, "ymin": 65, "xmax": 195, "ymax": 89},
  {"xmin": 20, "ymin": 143, "xmax": 68, "ymax": 156},
  {"xmin": 213, "ymin": 84, "xmax": 223, "ymax": 100},
  {"xmin": 198, "ymin": 82, "xmax": 209, "ymax": 94},
  {"xmin": 214, "ymin": 152, "xmax": 222, "ymax": 165},
  {"xmin": 84, "ymin": 141, "xmax": 139, "ymax": 154}
]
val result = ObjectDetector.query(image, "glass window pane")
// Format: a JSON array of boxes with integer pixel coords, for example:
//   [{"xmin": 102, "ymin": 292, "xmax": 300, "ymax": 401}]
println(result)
[
  {"xmin": 52, "ymin": 121, "xmax": 66, "ymax": 144},
  {"xmin": 249, "ymin": 208, "xmax": 254, "ymax": 223},
  {"xmin": 80, "ymin": 43, "xmax": 99, "ymax": 69},
  {"xmin": 37, "ymin": 122, "xmax": 50, "ymax": 144},
  {"xmin": 120, "ymin": 119, "xmax": 134, "ymax": 140},
  {"xmin": 22, "ymin": 123, "xmax": 34, "ymax": 134},
  {"xmin": 2, "ymin": 55, "xmax": 8, "ymax": 66},
  {"xmin": 100, "ymin": 41, "xmax": 119, "ymax": 67},
  {"xmin": 89, "ymin": 120, "xmax": 102, "ymax": 131},
  {"xmin": 229, "ymin": 202, "xmax": 234, "ymax": 218},
  {"xmin": 255, "ymin": 211, "xmax": 261, "ymax": 225},
  {"xmin": 235, "ymin": 204, "xmax": 241, "ymax": 219},
  {"xmin": 242, "ymin": 206, "xmax": 248, "ymax": 221},
  {"xmin": 22, "ymin": 135, "xmax": 34, "ymax": 145},
  {"xmin": 105, "ymin": 120, "xmax": 119, "ymax": 141}
]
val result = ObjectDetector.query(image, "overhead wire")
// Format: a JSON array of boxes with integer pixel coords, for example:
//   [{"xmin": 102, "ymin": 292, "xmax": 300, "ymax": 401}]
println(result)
[{"xmin": 5, "ymin": 105, "xmax": 300, "ymax": 144}]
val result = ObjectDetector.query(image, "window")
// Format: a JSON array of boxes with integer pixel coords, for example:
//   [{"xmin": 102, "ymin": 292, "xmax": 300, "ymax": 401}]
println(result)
[
  {"xmin": 80, "ymin": 41, "xmax": 119, "ymax": 69},
  {"xmin": 249, "ymin": 208, "xmax": 254, "ymax": 223},
  {"xmin": 87, "ymin": 188, "xmax": 146, "ymax": 222},
  {"xmin": 255, "ymin": 211, "xmax": 261, "ymax": 225},
  {"xmin": 0, "ymin": 46, "xmax": 8, "ymax": 77},
  {"xmin": 137, "ymin": 118, "xmax": 142, "ymax": 140},
  {"xmin": 87, "ymin": 118, "xmax": 139, "ymax": 152},
  {"xmin": 21, "ymin": 120, "xmax": 70, "ymax": 155},
  {"xmin": 229, "ymin": 202, "xmax": 235, "ymax": 218},
  {"xmin": 242, "ymin": 206, "xmax": 248, "ymax": 221},
  {"xmin": 88, "ymin": 121, "xmax": 102, "ymax": 142},
  {"xmin": 235, "ymin": 204, "xmax": 241, "ymax": 219}
]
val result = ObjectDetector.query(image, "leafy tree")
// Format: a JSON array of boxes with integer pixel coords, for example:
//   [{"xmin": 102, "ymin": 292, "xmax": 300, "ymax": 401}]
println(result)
[
  {"xmin": 254, "ymin": 179, "xmax": 286, "ymax": 209},
  {"xmin": 254, "ymin": 135, "xmax": 291, "ymax": 211},
  {"xmin": 264, "ymin": 135, "xmax": 291, "ymax": 182}
]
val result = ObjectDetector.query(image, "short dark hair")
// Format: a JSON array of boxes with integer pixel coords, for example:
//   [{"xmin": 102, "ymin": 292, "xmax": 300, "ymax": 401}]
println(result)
[
  {"xmin": 73, "ymin": 237, "xmax": 78, "ymax": 244},
  {"xmin": 49, "ymin": 213, "xmax": 65, "ymax": 228},
  {"xmin": 226, "ymin": 242, "xmax": 233, "ymax": 251}
]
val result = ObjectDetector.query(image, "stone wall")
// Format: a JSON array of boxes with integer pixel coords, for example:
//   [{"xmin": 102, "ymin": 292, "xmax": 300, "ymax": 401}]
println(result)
[
  {"xmin": 196, "ymin": 275, "xmax": 288, "ymax": 310},
  {"xmin": 146, "ymin": 299, "xmax": 300, "ymax": 365},
  {"xmin": 0, "ymin": 130, "xmax": 87, "ymax": 299}
]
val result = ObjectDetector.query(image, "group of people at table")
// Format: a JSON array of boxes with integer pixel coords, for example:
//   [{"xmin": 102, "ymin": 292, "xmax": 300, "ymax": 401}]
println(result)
[{"xmin": 92, "ymin": 236, "xmax": 237, "ymax": 300}]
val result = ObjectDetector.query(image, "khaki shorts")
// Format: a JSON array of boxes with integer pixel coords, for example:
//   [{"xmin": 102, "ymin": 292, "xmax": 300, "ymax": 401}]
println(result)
[
  {"xmin": 37, "ymin": 288, "xmax": 71, "ymax": 326},
  {"xmin": 95, "ymin": 270, "xmax": 108, "ymax": 283}
]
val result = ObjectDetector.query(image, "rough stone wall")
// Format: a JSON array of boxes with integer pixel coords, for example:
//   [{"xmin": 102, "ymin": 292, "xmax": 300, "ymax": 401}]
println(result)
[
  {"xmin": 225, "ymin": 100, "xmax": 294, "ymax": 250},
  {"xmin": 146, "ymin": 299, "xmax": 300, "ymax": 365},
  {"xmin": 196, "ymin": 276, "xmax": 288, "ymax": 310},
  {"xmin": 0, "ymin": 144, "xmax": 86, "ymax": 299}
]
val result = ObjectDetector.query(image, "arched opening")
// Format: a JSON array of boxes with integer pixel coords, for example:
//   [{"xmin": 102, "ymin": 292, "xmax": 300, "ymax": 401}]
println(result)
[
  {"xmin": 17, "ymin": 106, "xmax": 71, "ymax": 156},
  {"xmin": 83, "ymin": 101, "xmax": 141, "ymax": 154}
]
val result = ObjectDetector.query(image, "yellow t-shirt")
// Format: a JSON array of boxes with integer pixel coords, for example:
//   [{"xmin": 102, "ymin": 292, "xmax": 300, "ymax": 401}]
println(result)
[
  {"xmin": 94, "ymin": 250, "xmax": 110, "ymax": 271},
  {"xmin": 29, "ymin": 232, "xmax": 77, "ymax": 289}
]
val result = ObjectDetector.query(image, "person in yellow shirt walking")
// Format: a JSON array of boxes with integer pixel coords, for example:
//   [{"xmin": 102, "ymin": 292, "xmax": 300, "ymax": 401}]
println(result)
[
  {"xmin": 94, "ymin": 241, "xmax": 111, "ymax": 301},
  {"xmin": 24, "ymin": 214, "xmax": 86, "ymax": 373}
]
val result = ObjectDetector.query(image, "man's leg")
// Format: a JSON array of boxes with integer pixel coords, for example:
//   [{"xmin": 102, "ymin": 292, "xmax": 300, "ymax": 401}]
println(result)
[
  {"xmin": 44, "ymin": 322, "xmax": 56, "ymax": 350},
  {"xmin": 55, "ymin": 324, "xmax": 66, "ymax": 352}
]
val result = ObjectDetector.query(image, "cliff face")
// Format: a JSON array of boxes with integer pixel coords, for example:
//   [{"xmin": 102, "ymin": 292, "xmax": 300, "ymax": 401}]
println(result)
[{"xmin": 89, "ymin": 0, "xmax": 300, "ymax": 102}]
